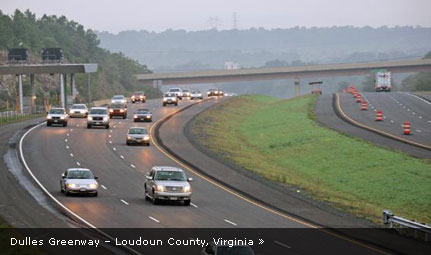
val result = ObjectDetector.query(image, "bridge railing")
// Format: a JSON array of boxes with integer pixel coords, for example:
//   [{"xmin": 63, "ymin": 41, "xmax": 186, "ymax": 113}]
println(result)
[
  {"xmin": 383, "ymin": 209, "xmax": 431, "ymax": 241},
  {"xmin": 0, "ymin": 106, "xmax": 46, "ymax": 125}
]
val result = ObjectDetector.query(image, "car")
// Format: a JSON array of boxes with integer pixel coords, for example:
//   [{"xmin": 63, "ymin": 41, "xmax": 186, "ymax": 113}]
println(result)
[
  {"xmin": 131, "ymin": 91, "xmax": 146, "ymax": 103},
  {"xmin": 190, "ymin": 90, "xmax": 203, "ymax": 100},
  {"xmin": 111, "ymin": 95, "xmax": 127, "ymax": 104},
  {"xmin": 167, "ymin": 88, "xmax": 183, "ymax": 99},
  {"xmin": 207, "ymin": 88, "xmax": 219, "ymax": 97},
  {"xmin": 69, "ymin": 104, "xmax": 88, "ymax": 118},
  {"xmin": 60, "ymin": 168, "xmax": 99, "ymax": 196},
  {"xmin": 87, "ymin": 107, "xmax": 110, "ymax": 129},
  {"xmin": 126, "ymin": 127, "xmax": 150, "ymax": 146},
  {"xmin": 201, "ymin": 243, "xmax": 255, "ymax": 255},
  {"xmin": 133, "ymin": 109, "xmax": 152, "ymax": 122},
  {"xmin": 218, "ymin": 89, "xmax": 224, "ymax": 96},
  {"xmin": 182, "ymin": 89, "xmax": 191, "ymax": 98},
  {"xmin": 162, "ymin": 93, "xmax": 178, "ymax": 106},
  {"xmin": 46, "ymin": 107, "xmax": 68, "ymax": 127},
  {"xmin": 144, "ymin": 166, "xmax": 193, "ymax": 205},
  {"xmin": 108, "ymin": 103, "xmax": 127, "ymax": 119}
]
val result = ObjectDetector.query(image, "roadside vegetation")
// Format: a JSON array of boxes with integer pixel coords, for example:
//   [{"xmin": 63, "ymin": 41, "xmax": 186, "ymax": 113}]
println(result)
[
  {"xmin": 193, "ymin": 95, "xmax": 431, "ymax": 223},
  {"xmin": 0, "ymin": 113, "xmax": 44, "ymax": 126}
]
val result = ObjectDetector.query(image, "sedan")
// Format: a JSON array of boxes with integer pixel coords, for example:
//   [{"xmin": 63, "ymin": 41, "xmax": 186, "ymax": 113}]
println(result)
[
  {"xmin": 69, "ymin": 104, "xmax": 88, "ymax": 118},
  {"xmin": 134, "ymin": 109, "xmax": 152, "ymax": 122},
  {"xmin": 126, "ymin": 127, "xmax": 150, "ymax": 146},
  {"xmin": 190, "ymin": 90, "xmax": 203, "ymax": 100},
  {"xmin": 60, "ymin": 168, "xmax": 99, "ymax": 196}
]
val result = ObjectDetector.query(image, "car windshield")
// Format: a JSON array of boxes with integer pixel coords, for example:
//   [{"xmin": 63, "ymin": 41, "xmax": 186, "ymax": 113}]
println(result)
[
  {"xmin": 67, "ymin": 170, "xmax": 94, "ymax": 179},
  {"xmin": 154, "ymin": 171, "xmax": 186, "ymax": 181},
  {"xmin": 133, "ymin": 92, "xmax": 144, "ymax": 95},
  {"xmin": 192, "ymin": 91, "xmax": 200, "ymax": 93},
  {"xmin": 169, "ymin": 89, "xmax": 180, "ymax": 92},
  {"xmin": 129, "ymin": 128, "xmax": 148, "ymax": 134},
  {"xmin": 217, "ymin": 247, "xmax": 254, "ymax": 255},
  {"xmin": 113, "ymin": 96, "xmax": 124, "ymax": 99},
  {"xmin": 137, "ymin": 109, "xmax": 149, "ymax": 114},
  {"xmin": 49, "ymin": 109, "xmax": 64, "ymax": 114},
  {"xmin": 110, "ymin": 104, "xmax": 124, "ymax": 108},
  {"xmin": 90, "ymin": 109, "xmax": 107, "ymax": 114},
  {"xmin": 71, "ymin": 105, "xmax": 86, "ymax": 109},
  {"xmin": 183, "ymin": 90, "xmax": 189, "ymax": 92}
]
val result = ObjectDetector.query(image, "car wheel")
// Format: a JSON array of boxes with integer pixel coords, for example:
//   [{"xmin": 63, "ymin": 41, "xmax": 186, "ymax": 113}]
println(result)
[
  {"xmin": 134, "ymin": 119, "xmax": 137, "ymax": 122},
  {"xmin": 60, "ymin": 183, "xmax": 64, "ymax": 193},
  {"xmin": 87, "ymin": 124, "xmax": 91, "ymax": 129},
  {"xmin": 93, "ymin": 192, "xmax": 98, "ymax": 197},
  {"xmin": 143, "ymin": 100, "xmax": 146, "ymax": 103},
  {"xmin": 65, "ymin": 190, "xmax": 70, "ymax": 196},
  {"xmin": 152, "ymin": 190, "xmax": 158, "ymax": 204},
  {"xmin": 126, "ymin": 141, "xmax": 130, "ymax": 146},
  {"xmin": 105, "ymin": 124, "xmax": 110, "ymax": 129},
  {"xmin": 63, "ymin": 122, "xmax": 67, "ymax": 127},
  {"xmin": 144, "ymin": 185, "xmax": 150, "ymax": 200},
  {"xmin": 184, "ymin": 200, "xmax": 191, "ymax": 206},
  {"xmin": 123, "ymin": 115, "xmax": 126, "ymax": 119},
  {"xmin": 175, "ymin": 103, "xmax": 178, "ymax": 106},
  {"xmin": 47, "ymin": 122, "xmax": 51, "ymax": 126},
  {"xmin": 163, "ymin": 104, "xmax": 166, "ymax": 107}
]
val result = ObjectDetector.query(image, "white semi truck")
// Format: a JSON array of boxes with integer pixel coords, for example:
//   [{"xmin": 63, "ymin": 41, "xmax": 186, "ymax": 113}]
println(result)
[{"xmin": 375, "ymin": 72, "xmax": 391, "ymax": 92}]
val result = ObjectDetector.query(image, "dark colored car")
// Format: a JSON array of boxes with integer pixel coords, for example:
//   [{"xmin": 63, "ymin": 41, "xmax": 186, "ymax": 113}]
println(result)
[
  {"xmin": 131, "ymin": 91, "xmax": 146, "ymax": 103},
  {"xmin": 108, "ymin": 103, "xmax": 127, "ymax": 119},
  {"xmin": 134, "ymin": 109, "xmax": 152, "ymax": 122}
]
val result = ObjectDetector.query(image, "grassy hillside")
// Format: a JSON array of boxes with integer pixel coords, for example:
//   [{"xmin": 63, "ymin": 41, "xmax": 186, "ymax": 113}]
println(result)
[
  {"xmin": 0, "ymin": 9, "xmax": 161, "ymax": 109},
  {"xmin": 193, "ymin": 95, "xmax": 431, "ymax": 223}
]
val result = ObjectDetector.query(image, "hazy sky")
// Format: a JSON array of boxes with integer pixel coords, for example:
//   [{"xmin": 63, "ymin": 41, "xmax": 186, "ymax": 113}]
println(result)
[{"xmin": 2, "ymin": 0, "xmax": 430, "ymax": 33}]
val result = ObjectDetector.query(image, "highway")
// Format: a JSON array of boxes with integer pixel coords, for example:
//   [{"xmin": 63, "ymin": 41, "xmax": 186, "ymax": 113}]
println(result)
[{"xmin": 16, "ymin": 97, "xmax": 403, "ymax": 254}]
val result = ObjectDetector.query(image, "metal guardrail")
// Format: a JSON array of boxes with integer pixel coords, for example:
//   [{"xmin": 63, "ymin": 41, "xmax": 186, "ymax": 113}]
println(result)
[
  {"xmin": 0, "ymin": 106, "xmax": 46, "ymax": 124},
  {"xmin": 383, "ymin": 210, "xmax": 431, "ymax": 241}
]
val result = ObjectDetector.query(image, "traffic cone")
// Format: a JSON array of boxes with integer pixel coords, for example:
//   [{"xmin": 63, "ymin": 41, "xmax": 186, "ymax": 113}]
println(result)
[
  {"xmin": 403, "ymin": 122, "xmax": 411, "ymax": 135},
  {"xmin": 376, "ymin": 110, "xmax": 383, "ymax": 121},
  {"xmin": 356, "ymin": 94, "xmax": 362, "ymax": 103},
  {"xmin": 361, "ymin": 101, "xmax": 367, "ymax": 110}
]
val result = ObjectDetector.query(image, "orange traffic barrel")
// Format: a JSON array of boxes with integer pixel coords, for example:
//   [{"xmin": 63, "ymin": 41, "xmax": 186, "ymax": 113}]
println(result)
[
  {"xmin": 356, "ymin": 94, "xmax": 362, "ymax": 103},
  {"xmin": 376, "ymin": 110, "xmax": 383, "ymax": 121},
  {"xmin": 403, "ymin": 122, "xmax": 411, "ymax": 135},
  {"xmin": 361, "ymin": 101, "xmax": 367, "ymax": 110}
]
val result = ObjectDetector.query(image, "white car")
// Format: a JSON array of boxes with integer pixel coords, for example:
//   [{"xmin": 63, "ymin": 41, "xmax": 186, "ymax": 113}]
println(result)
[
  {"xmin": 46, "ymin": 108, "xmax": 69, "ymax": 127},
  {"xmin": 162, "ymin": 93, "xmax": 178, "ymax": 106},
  {"xmin": 60, "ymin": 168, "xmax": 99, "ymax": 196},
  {"xmin": 69, "ymin": 104, "xmax": 88, "ymax": 118},
  {"xmin": 190, "ymin": 90, "xmax": 203, "ymax": 100},
  {"xmin": 167, "ymin": 88, "xmax": 183, "ymax": 99},
  {"xmin": 111, "ymin": 95, "xmax": 127, "ymax": 104}
]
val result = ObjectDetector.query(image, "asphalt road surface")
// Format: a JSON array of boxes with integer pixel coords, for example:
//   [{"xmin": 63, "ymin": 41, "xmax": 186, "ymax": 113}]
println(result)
[{"xmin": 18, "ymin": 96, "xmax": 424, "ymax": 254}]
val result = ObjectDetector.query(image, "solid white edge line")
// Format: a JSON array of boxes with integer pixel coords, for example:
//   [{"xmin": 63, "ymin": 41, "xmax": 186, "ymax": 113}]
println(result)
[
  {"xmin": 408, "ymin": 93, "xmax": 431, "ymax": 105},
  {"xmin": 19, "ymin": 122, "xmax": 142, "ymax": 255},
  {"xmin": 120, "ymin": 199, "xmax": 129, "ymax": 205},
  {"xmin": 224, "ymin": 219, "xmax": 237, "ymax": 226},
  {"xmin": 148, "ymin": 216, "xmax": 160, "ymax": 223}
]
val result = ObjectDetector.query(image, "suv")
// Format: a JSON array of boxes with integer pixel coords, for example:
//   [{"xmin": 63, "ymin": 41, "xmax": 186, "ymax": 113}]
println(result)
[
  {"xmin": 108, "ymin": 103, "xmax": 127, "ymax": 119},
  {"xmin": 69, "ymin": 104, "xmax": 88, "ymax": 118},
  {"xmin": 87, "ymin": 107, "xmax": 110, "ymax": 129},
  {"xmin": 111, "ymin": 95, "xmax": 127, "ymax": 104},
  {"xmin": 131, "ymin": 91, "xmax": 146, "ymax": 103},
  {"xmin": 46, "ymin": 108, "xmax": 68, "ymax": 127},
  {"xmin": 145, "ymin": 166, "xmax": 193, "ymax": 205},
  {"xmin": 167, "ymin": 88, "xmax": 183, "ymax": 99},
  {"xmin": 162, "ymin": 93, "xmax": 178, "ymax": 106}
]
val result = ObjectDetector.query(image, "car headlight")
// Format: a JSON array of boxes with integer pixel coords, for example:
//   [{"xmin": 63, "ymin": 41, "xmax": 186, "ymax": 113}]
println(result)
[
  {"xmin": 155, "ymin": 185, "xmax": 165, "ymax": 192},
  {"xmin": 87, "ymin": 116, "xmax": 92, "ymax": 121},
  {"xmin": 173, "ymin": 98, "xmax": 177, "ymax": 101},
  {"xmin": 140, "ymin": 96, "xmax": 144, "ymax": 98},
  {"xmin": 133, "ymin": 114, "xmax": 138, "ymax": 118},
  {"xmin": 163, "ymin": 98, "xmax": 167, "ymax": 101},
  {"xmin": 103, "ymin": 116, "xmax": 109, "ymax": 121},
  {"xmin": 143, "ymin": 136, "xmax": 150, "ymax": 140},
  {"xmin": 66, "ymin": 183, "xmax": 76, "ymax": 188},
  {"xmin": 47, "ymin": 115, "xmax": 52, "ymax": 119},
  {"xmin": 183, "ymin": 186, "xmax": 191, "ymax": 192},
  {"xmin": 127, "ymin": 135, "xmax": 132, "ymax": 139},
  {"xmin": 109, "ymin": 109, "xmax": 114, "ymax": 113},
  {"xmin": 120, "ymin": 109, "xmax": 124, "ymax": 113},
  {"xmin": 89, "ymin": 183, "xmax": 98, "ymax": 189},
  {"xmin": 131, "ymin": 96, "xmax": 135, "ymax": 99},
  {"xmin": 60, "ymin": 116, "xmax": 65, "ymax": 120}
]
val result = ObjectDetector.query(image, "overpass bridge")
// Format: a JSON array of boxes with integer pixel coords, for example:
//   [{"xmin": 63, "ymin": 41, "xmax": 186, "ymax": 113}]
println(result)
[{"xmin": 136, "ymin": 59, "xmax": 431, "ymax": 88}]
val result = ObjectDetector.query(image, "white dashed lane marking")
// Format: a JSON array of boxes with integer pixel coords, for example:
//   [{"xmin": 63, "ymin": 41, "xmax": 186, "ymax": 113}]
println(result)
[
  {"xmin": 70, "ymin": 153, "xmax": 74, "ymax": 157},
  {"xmin": 76, "ymin": 162, "xmax": 81, "ymax": 166},
  {"xmin": 66, "ymin": 145, "xmax": 70, "ymax": 149},
  {"xmin": 101, "ymin": 185, "xmax": 107, "ymax": 190},
  {"xmin": 113, "ymin": 147, "xmax": 117, "ymax": 151},
  {"xmin": 65, "ymin": 139, "xmax": 68, "ymax": 142},
  {"xmin": 120, "ymin": 199, "xmax": 129, "ymax": 205},
  {"xmin": 416, "ymin": 130, "xmax": 422, "ymax": 133},
  {"xmin": 130, "ymin": 164, "xmax": 136, "ymax": 168},
  {"xmin": 224, "ymin": 219, "xmax": 237, "ymax": 226},
  {"xmin": 120, "ymin": 155, "xmax": 125, "ymax": 159},
  {"xmin": 149, "ymin": 216, "xmax": 160, "ymax": 223},
  {"xmin": 274, "ymin": 240, "xmax": 292, "ymax": 249},
  {"xmin": 190, "ymin": 203, "xmax": 198, "ymax": 208}
]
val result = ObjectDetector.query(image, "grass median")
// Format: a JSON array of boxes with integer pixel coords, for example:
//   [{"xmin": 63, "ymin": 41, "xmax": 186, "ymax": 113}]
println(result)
[{"xmin": 192, "ymin": 95, "xmax": 431, "ymax": 223}]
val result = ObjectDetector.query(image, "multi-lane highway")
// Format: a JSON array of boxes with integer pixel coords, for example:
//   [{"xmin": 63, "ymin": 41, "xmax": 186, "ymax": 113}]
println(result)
[{"xmin": 16, "ymin": 96, "xmax": 410, "ymax": 254}]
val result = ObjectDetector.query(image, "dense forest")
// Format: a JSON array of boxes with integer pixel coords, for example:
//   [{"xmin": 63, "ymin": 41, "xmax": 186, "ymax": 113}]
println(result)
[
  {"xmin": 97, "ymin": 26, "xmax": 431, "ymax": 70},
  {"xmin": 0, "ymin": 9, "xmax": 160, "ymax": 109}
]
